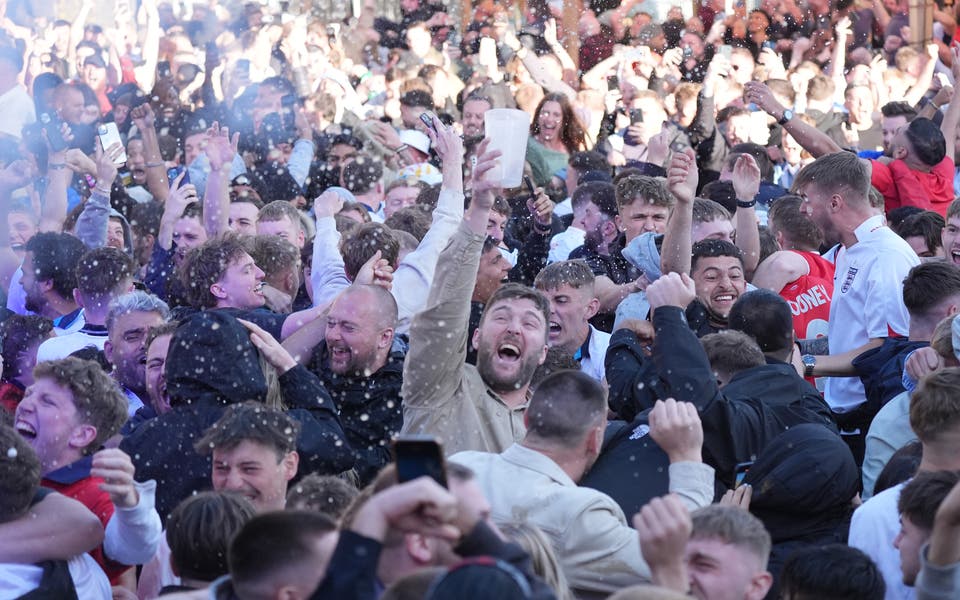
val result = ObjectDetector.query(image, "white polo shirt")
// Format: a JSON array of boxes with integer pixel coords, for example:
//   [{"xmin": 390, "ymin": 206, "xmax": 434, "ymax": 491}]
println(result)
[
  {"xmin": 579, "ymin": 325, "xmax": 611, "ymax": 383},
  {"xmin": 825, "ymin": 215, "xmax": 918, "ymax": 413}
]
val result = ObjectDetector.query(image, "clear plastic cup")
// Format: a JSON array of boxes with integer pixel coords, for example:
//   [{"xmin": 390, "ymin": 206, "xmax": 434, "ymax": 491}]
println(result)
[{"xmin": 483, "ymin": 109, "xmax": 531, "ymax": 188}]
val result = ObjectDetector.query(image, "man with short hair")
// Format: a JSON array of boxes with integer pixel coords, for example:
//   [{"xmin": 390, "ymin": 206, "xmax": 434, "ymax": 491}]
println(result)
[
  {"xmin": 36, "ymin": 246, "xmax": 135, "ymax": 362},
  {"xmin": 126, "ymin": 322, "xmax": 178, "ymax": 433},
  {"xmin": 221, "ymin": 511, "xmax": 339, "ymax": 599},
  {"xmin": 897, "ymin": 211, "xmax": 946, "ymax": 259},
  {"xmin": 20, "ymin": 232, "xmax": 87, "ymax": 333},
  {"xmin": 382, "ymin": 178, "xmax": 426, "ymax": 220},
  {"xmin": 304, "ymin": 284, "xmax": 404, "ymax": 484},
  {"xmin": 636, "ymin": 498, "xmax": 774, "ymax": 600},
  {"xmin": 461, "ymin": 93, "xmax": 492, "ymax": 138},
  {"xmin": 753, "ymin": 195, "xmax": 834, "ymax": 341},
  {"xmin": 243, "ymin": 234, "xmax": 302, "ymax": 314},
  {"xmin": 342, "ymin": 155, "xmax": 386, "ymax": 219},
  {"xmin": 791, "ymin": 152, "xmax": 919, "ymax": 461},
  {"xmin": 452, "ymin": 371, "xmax": 714, "ymax": 597},
  {"xmin": 256, "ymin": 200, "xmax": 307, "ymax": 249},
  {"xmin": 401, "ymin": 149, "xmax": 550, "ymax": 455},
  {"xmin": 15, "ymin": 357, "xmax": 161, "ymax": 583},
  {"xmin": 894, "ymin": 470, "xmax": 960, "ymax": 587},
  {"xmin": 228, "ymin": 194, "xmax": 263, "ymax": 236},
  {"xmin": 849, "ymin": 367, "xmax": 960, "ymax": 599},
  {"xmin": 533, "ymin": 260, "xmax": 609, "ymax": 381},
  {"xmin": 941, "ymin": 198, "xmax": 960, "ymax": 266},
  {"xmin": 197, "ymin": 402, "xmax": 301, "ymax": 512},
  {"xmin": 104, "ymin": 291, "xmax": 170, "ymax": 416}
]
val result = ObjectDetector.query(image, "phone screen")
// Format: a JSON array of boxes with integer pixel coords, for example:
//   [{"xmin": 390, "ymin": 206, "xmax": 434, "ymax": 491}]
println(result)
[
  {"xmin": 97, "ymin": 123, "xmax": 128, "ymax": 165},
  {"xmin": 393, "ymin": 436, "xmax": 447, "ymax": 488},
  {"xmin": 734, "ymin": 461, "xmax": 753, "ymax": 487}
]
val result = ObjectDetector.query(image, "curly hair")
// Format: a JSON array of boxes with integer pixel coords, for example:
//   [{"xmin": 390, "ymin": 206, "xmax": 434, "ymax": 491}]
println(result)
[
  {"xmin": 177, "ymin": 235, "xmax": 250, "ymax": 309},
  {"xmin": 32, "ymin": 357, "xmax": 128, "ymax": 454}
]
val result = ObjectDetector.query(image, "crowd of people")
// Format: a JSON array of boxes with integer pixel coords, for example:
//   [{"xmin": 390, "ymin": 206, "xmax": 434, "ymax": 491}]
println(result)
[{"xmin": 3, "ymin": 0, "xmax": 960, "ymax": 597}]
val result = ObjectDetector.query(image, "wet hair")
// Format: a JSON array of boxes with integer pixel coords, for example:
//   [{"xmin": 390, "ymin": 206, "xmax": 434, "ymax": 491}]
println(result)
[
  {"xmin": 572, "ymin": 181, "xmax": 617, "ymax": 218},
  {"xmin": 166, "ymin": 491, "xmax": 256, "ymax": 582},
  {"xmin": 178, "ymin": 235, "xmax": 250, "ymax": 309},
  {"xmin": 195, "ymin": 401, "xmax": 300, "ymax": 460},
  {"xmin": 286, "ymin": 473, "xmax": 359, "ymax": 520},
  {"xmin": 341, "ymin": 223, "xmax": 400, "ymax": 280},
  {"xmin": 32, "ymin": 357, "xmax": 129, "ymax": 454},
  {"xmin": 0, "ymin": 315, "xmax": 53, "ymax": 382},
  {"xmin": 24, "ymin": 232, "xmax": 87, "ymax": 299},
  {"xmin": 533, "ymin": 260, "xmax": 595, "ymax": 292},
  {"xmin": 615, "ymin": 175, "xmax": 675, "ymax": 212},
  {"xmin": 76, "ymin": 247, "xmax": 135, "ymax": 298}
]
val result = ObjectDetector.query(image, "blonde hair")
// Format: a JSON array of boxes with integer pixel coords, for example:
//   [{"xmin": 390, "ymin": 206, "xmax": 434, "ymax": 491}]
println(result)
[{"xmin": 497, "ymin": 522, "xmax": 573, "ymax": 600}]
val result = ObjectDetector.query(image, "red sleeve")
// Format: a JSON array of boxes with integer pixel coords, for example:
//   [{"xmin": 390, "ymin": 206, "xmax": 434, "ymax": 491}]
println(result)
[
  {"xmin": 870, "ymin": 159, "xmax": 899, "ymax": 211},
  {"xmin": 889, "ymin": 159, "xmax": 932, "ymax": 211}
]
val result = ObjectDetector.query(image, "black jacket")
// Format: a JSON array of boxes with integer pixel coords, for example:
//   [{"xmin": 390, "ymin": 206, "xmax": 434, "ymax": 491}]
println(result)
[
  {"xmin": 311, "ymin": 342, "xmax": 405, "ymax": 485},
  {"xmin": 605, "ymin": 302, "xmax": 725, "ymax": 421},
  {"xmin": 121, "ymin": 312, "xmax": 354, "ymax": 519},
  {"xmin": 607, "ymin": 306, "xmax": 836, "ymax": 488},
  {"xmin": 744, "ymin": 424, "xmax": 859, "ymax": 599},
  {"xmin": 850, "ymin": 336, "xmax": 928, "ymax": 430}
]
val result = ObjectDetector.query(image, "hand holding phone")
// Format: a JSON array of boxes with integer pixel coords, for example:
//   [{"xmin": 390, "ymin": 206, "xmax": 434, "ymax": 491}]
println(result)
[
  {"xmin": 419, "ymin": 110, "xmax": 439, "ymax": 135},
  {"xmin": 97, "ymin": 123, "xmax": 127, "ymax": 165}
]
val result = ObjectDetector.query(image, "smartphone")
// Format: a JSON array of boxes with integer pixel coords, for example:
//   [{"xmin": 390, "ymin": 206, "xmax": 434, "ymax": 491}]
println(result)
[
  {"xmin": 157, "ymin": 60, "xmax": 172, "ymax": 80},
  {"xmin": 419, "ymin": 110, "xmax": 439, "ymax": 134},
  {"xmin": 607, "ymin": 75, "xmax": 620, "ymax": 91},
  {"xmin": 393, "ymin": 435, "xmax": 447, "ymax": 488},
  {"xmin": 97, "ymin": 123, "xmax": 127, "ymax": 165},
  {"xmin": 734, "ymin": 461, "xmax": 753, "ymax": 488},
  {"xmin": 719, "ymin": 45, "xmax": 733, "ymax": 60},
  {"xmin": 523, "ymin": 175, "xmax": 536, "ymax": 197},
  {"xmin": 38, "ymin": 113, "xmax": 67, "ymax": 152},
  {"xmin": 630, "ymin": 108, "xmax": 645, "ymax": 124}
]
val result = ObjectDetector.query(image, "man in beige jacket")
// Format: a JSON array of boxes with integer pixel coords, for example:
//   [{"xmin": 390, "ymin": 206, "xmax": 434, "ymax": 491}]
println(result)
[{"xmin": 451, "ymin": 370, "xmax": 715, "ymax": 597}]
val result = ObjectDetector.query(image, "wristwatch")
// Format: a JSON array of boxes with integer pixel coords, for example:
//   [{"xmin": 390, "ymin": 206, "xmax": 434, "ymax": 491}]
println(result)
[
  {"xmin": 736, "ymin": 198, "xmax": 757, "ymax": 208},
  {"xmin": 778, "ymin": 108, "xmax": 794, "ymax": 126},
  {"xmin": 801, "ymin": 354, "xmax": 816, "ymax": 378}
]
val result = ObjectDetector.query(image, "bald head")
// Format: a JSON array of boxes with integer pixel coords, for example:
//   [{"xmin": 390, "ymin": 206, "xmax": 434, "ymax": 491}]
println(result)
[{"xmin": 325, "ymin": 284, "xmax": 397, "ymax": 376}]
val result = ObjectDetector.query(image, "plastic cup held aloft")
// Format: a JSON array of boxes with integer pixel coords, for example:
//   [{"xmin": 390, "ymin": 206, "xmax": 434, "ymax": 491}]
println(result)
[{"xmin": 483, "ymin": 109, "xmax": 530, "ymax": 188}]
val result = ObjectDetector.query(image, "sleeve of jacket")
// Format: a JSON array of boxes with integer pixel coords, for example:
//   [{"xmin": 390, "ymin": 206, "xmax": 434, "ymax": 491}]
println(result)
[
  {"xmin": 402, "ymin": 221, "xmax": 483, "ymax": 412},
  {"xmin": 455, "ymin": 521, "xmax": 558, "ymax": 600},
  {"xmin": 74, "ymin": 189, "xmax": 110, "ymax": 249},
  {"xmin": 650, "ymin": 306, "xmax": 722, "ymax": 406},
  {"xmin": 311, "ymin": 530, "xmax": 382, "ymax": 600},
  {"xmin": 688, "ymin": 93, "xmax": 716, "ymax": 149},
  {"xmin": 310, "ymin": 216, "xmax": 351, "ymax": 309},
  {"xmin": 144, "ymin": 241, "xmax": 176, "ymax": 301},
  {"xmin": 916, "ymin": 543, "xmax": 960, "ymax": 600},
  {"xmin": 280, "ymin": 364, "xmax": 355, "ymax": 474},
  {"xmin": 103, "ymin": 480, "xmax": 162, "ymax": 565},
  {"xmin": 604, "ymin": 328, "xmax": 667, "ymax": 421},
  {"xmin": 558, "ymin": 494, "xmax": 651, "ymax": 594}
]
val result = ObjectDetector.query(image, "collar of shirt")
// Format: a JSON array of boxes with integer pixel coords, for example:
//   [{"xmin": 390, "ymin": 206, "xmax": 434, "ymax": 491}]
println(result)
[{"xmin": 43, "ymin": 454, "xmax": 94, "ymax": 485}]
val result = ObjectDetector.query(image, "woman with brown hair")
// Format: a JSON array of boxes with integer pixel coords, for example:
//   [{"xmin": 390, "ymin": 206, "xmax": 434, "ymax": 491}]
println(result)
[{"xmin": 526, "ymin": 92, "xmax": 586, "ymax": 187}]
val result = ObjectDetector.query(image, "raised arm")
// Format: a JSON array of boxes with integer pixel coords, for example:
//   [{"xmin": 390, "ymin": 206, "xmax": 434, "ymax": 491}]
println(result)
[
  {"xmin": 745, "ymin": 81, "xmax": 843, "ymax": 158},
  {"xmin": 130, "ymin": 103, "xmax": 169, "ymax": 203},
  {"xmin": 731, "ymin": 155, "xmax": 761, "ymax": 278},
  {"xmin": 203, "ymin": 122, "xmax": 239, "ymax": 239},
  {"xmin": 134, "ymin": 0, "xmax": 161, "ymax": 91},
  {"xmin": 943, "ymin": 46, "xmax": 960, "ymax": 163},
  {"xmin": 660, "ymin": 148, "xmax": 698, "ymax": 276},
  {"xmin": 0, "ymin": 492, "xmax": 104, "ymax": 562},
  {"xmin": 75, "ymin": 143, "xmax": 122, "ymax": 249},
  {"xmin": 905, "ymin": 44, "xmax": 940, "ymax": 107},
  {"xmin": 158, "ymin": 172, "xmax": 198, "ymax": 250}
]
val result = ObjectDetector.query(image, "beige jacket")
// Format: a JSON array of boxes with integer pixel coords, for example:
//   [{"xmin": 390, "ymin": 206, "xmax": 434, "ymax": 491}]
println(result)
[
  {"xmin": 451, "ymin": 444, "xmax": 715, "ymax": 597},
  {"xmin": 401, "ymin": 222, "xmax": 526, "ymax": 455}
]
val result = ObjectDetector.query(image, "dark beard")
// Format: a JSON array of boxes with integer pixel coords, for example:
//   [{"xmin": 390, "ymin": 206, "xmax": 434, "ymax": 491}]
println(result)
[{"xmin": 475, "ymin": 344, "xmax": 541, "ymax": 395}]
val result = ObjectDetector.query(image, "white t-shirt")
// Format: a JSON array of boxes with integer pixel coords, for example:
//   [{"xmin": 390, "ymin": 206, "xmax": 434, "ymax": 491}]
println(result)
[
  {"xmin": 825, "ymin": 215, "xmax": 918, "ymax": 413},
  {"xmin": 848, "ymin": 481, "xmax": 915, "ymax": 600},
  {"xmin": 35, "ymin": 328, "xmax": 108, "ymax": 363},
  {"xmin": 0, "ymin": 554, "xmax": 111, "ymax": 599},
  {"xmin": 548, "ymin": 227, "xmax": 585, "ymax": 264}
]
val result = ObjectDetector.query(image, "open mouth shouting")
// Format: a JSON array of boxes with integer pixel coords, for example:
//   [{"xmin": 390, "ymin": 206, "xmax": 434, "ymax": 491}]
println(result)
[
  {"xmin": 496, "ymin": 341, "xmax": 522, "ymax": 363},
  {"xmin": 15, "ymin": 419, "xmax": 36, "ymax": 440}
]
